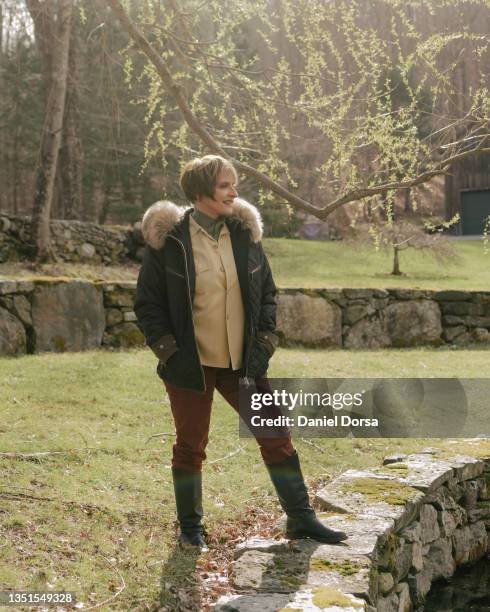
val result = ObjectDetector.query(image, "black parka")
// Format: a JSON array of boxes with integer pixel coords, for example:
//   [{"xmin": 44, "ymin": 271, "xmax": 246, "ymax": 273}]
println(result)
[{"xmin": 134, "ymin": 199, "xmax": 279, "ymax": 392}]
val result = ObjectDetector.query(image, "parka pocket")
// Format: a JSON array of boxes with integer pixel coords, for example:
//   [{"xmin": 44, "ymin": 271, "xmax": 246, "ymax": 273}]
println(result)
[
  {"xmin": 157, "ymin": 346, "xmax": 182, "ymax": 377},
  {"xmin": 257, "ymin": 330, "xmax": 279, "ymax": 357}
]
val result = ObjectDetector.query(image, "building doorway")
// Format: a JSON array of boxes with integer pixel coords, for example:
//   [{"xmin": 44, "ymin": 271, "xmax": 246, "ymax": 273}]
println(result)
[{"xmin": 461, "ymin": 190, "xmax": 490, "ymax": 235}]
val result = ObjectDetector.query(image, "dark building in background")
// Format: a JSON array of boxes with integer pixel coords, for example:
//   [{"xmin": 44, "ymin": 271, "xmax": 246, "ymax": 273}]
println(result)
[{"xmin": 446, "ymin": 155, "xmax": 490, "ymax": 235}]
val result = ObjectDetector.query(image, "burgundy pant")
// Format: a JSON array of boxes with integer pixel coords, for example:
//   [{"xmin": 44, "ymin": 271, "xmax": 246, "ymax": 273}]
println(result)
[{"xmin": 164, "ymin": 366, "xmax": 295, "ymax": 473}]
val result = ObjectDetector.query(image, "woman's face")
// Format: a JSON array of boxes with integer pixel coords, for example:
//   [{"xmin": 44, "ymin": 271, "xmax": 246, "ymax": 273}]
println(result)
[{"xmin": 195, "ymin": 170, "xmax": 238, "ymax": 219}]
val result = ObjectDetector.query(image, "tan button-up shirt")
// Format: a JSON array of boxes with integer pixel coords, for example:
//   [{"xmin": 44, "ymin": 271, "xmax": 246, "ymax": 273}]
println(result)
[{"xmin": 189, "ymin": 216, "xmax": 245, "ymax": 369}]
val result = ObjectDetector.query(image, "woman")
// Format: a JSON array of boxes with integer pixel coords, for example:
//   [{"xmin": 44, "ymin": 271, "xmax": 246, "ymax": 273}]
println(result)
[{"xmin": 134, "ymin": 155, "xmax": 347, "ymax": 550}]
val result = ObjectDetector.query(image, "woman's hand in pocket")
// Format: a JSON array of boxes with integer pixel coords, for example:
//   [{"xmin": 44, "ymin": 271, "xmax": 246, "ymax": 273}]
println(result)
[{"xmin": 257, "ymin": 331, "xmax": 279, "ymax": 357}]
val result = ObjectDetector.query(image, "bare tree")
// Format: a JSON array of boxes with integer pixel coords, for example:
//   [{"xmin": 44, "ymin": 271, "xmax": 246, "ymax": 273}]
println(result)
[
  {"xmin": 27, "ymin": 0, "xmax": 83, "ymax": 224},
  {"xmin": 1, "ymin": 1, "xmax": 167, "ymax": 223},
  {"xmin": 346, "ymin": 220, "xmax": 459, "ymax": 276},
  {"xmin": 60, "ymin": 13, "xmax": 83, "ymax": 220},
  {"xmin": 29, "ymin": 0, "xmax": 73, "ymax": 260}
]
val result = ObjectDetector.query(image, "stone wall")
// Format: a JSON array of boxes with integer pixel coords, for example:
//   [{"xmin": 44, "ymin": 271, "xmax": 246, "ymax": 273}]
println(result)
[
  {"xmin": 1, "ymin": 281, "xmax": 490, "ymax": 356},
  {"xmin": 214, "ymin": 447, "xmax": 490, "ymax": 611},
  {"xmin": 0, "ymin": 214, "xmax": 143, "ymax": 263},
  {"xmin": 277, "ymin": 288, "xmax": 490, "ymax": 348},
  {"xmin": 0, "ymin": 280, "xmax": 144, "ymax": 356}
]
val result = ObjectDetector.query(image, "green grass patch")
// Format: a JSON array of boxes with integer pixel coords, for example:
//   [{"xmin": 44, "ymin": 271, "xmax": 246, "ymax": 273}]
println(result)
[
  {"xmin": 1, "ymin": 238, "xmax": 488, "ymax": 290},
  {"xmin": 263, "ymin": 237, "xmax": 489, "ymax": 290},
  {"xmin": 0, "ymin": 347, "xmax": 489, "ymax": 608}
]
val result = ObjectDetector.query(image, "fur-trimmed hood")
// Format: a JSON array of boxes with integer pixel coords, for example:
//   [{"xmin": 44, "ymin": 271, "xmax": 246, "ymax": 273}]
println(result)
[{"xmin": 141, "ymin": 198, "xmax": 263, "ymax": 250}]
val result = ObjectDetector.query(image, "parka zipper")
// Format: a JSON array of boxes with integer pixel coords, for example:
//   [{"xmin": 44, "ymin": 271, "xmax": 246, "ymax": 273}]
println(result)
[
  {"xmin": 167, "ymin": 234, "xmax": 206, "ymax": 393},
  {"xmin": 242, "ymin": 267, "xmax": 257, "ymax": 387},
  {"xmin": 241, "ymin": 312, "xmax": 254, "ymax": 387}
]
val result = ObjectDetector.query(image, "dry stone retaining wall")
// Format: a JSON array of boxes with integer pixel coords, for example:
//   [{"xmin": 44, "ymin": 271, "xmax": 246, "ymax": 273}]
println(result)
[
  {"xmin": 0, "ymin": 215, "xmax": 142, "ymax": 264},
  {"xmin": 276, "ymin": 288, "xmax": 490, "ymax": 348},
  {"xmin": 1, "ymin": 281, "xmax": 490, "ymax": 356},
  {"xmin": 0, "ymin": 280, "xmax": 144, "ymax": 355},
  {"xmin": 214, "ymin": 447, "xmax": 490, "ymax": 611}
]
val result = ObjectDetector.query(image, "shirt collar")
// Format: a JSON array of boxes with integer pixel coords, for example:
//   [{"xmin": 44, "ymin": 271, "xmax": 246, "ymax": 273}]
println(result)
[{"xmin": 190, "ymin": 209, "xmax": 228, "ymax": 238}]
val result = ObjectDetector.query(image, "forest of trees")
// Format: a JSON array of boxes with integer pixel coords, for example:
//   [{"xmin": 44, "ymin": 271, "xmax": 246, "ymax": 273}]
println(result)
[
  {"xmin": 0, "ymin": 0, "xmax": 174, "ymax": 227},
  {"xmin": 0, "ymin": 1, "xmax": 488, "ymax": 247}
]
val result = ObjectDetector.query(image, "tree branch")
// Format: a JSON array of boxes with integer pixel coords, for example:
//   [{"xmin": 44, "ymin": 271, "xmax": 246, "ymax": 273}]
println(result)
[
  {"xmin": 323, "ymin": 145, "xmax": 490, "ymax": 218},
  {"xmin": 107, "ymin": 0, "xmax": 490, "ymax": 221},
  {"xmin": 107, "ymin": 0, "xmax": 322, "ymax": 216}
]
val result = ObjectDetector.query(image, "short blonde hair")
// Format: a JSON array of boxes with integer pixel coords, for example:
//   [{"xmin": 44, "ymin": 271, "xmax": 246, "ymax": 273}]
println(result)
[{"xmin": 180, "ymin": 155, "xmax": 238, "ymax": 202}]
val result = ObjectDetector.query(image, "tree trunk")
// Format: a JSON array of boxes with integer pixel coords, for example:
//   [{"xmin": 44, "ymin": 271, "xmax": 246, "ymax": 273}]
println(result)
[
  {"xmin": 27, "ymin": 0, "xmax": 83, "ymax": 224},
  {"xmin": 31, "ymin": 0, "xmax": 73, "ymax": 261},
  {"xmin": 12, "ymin": 106, "xmax": 19, "ymax": 215},
  {"xmin": 99, "ymin": 184, "xmax": 117, "ymax": 225},
  {"xmin": 25, "ymin": 0, "xmax": 55, "ymax": 100},
  {"xmin": 391, "ymin": 246, "xmax": 402, "ymax": 275},
  {"xmin": 0, "ymin": 3, "xmax": 4, "ymax": 211},
  {"xmin": 60, "ymin": 13, "xmax": 83, "ymax": 220}
]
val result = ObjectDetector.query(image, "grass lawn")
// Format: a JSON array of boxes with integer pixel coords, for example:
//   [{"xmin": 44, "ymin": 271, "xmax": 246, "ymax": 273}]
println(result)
[
  {"xmin": 264, "ymin": 237, "xmax": 489, "ymax": 290},
  {"xmin": 1, "ymin": 347, "xmax": 489, "ymax": 610},
  {"xmin": 0, "ymin": 238, "xmax": 488, "ymax": 290}
]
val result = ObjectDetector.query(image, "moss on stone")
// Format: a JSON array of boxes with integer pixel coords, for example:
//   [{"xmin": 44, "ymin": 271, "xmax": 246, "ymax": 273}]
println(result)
[
  {"xmin": 318, "ymin": 511, "xmax": 342, "ymax": 518},
  {"xmin": 270, "ymin": 554, "xmax": 304, "ymax": 573},
  {"xmin": 267, "ymin": 554, "xmax": 306, "ymax": 589},
  {"xmin": 318, "ymin": 511, "xmax": 356, "ymax": 521},
  {"xmin": 379, "ymin": 463, "xmax": 409, "ymax": 474},
  {"xmin": 312, "ymin": 586, "xmax": 363, "ymax": 608},
  {"xmin": 341, "ymin": 477, "xmax": 419, "ymax": 505},
  {"xmin": 310, "ymin": 557, "xmax": 361, "ymax": 576},
  {"xmin": 271, "ymin": 556, "xmax": 288, "ymax": 570},
  {"xmin": 113, "ymin": 324, "xmax": 144, "ymax": 348},
  {"xmin": 279, "ymin": 575, "xmax": 303, "ymax": 588},
  {"xmin": 302, "ymin": 288, "xmax": 321, "ymax": 298},
  {"xmin": 275, "ymin": 609, "xmax": 303, "ymax": 612}
]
